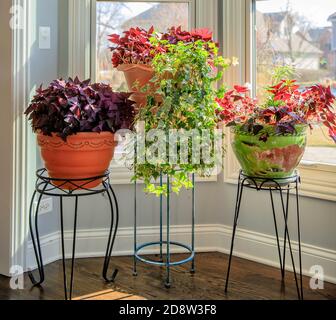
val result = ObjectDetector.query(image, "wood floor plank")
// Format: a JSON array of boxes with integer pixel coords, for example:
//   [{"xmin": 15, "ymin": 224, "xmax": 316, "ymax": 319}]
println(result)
[{"xmin": 0, "ymin": 253, "xmax": 335, "ymax": 300}]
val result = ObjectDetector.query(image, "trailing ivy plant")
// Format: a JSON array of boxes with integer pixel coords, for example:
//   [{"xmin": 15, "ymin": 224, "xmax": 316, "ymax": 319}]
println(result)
[{"xmin": 132, "ymin": 39, "xmax": 232, "ymax": 196}]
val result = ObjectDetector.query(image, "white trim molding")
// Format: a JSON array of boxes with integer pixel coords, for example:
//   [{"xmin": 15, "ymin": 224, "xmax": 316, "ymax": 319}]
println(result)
[
  {"xmin": 0, "ymin": 0, "xmax": 35, "ymax": 276},
  {"xmin": 0, "ymin": 0, "xmax": 15, "ymax": 276},
  {"xmin": 11, "ymin": 0, "xmax": 30, "ymax": 273},
  {"xmin": 68, "ymin": 0, "xmax": 92, "ymax": 79},
  {"xmin": 27, "ymin": 223, "xmax": 336, "ymax": 285}
]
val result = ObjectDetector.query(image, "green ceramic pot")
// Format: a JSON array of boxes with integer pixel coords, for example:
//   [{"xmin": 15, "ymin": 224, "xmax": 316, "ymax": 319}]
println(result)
[{"xmin": 231, "ymin": 125, "xmax": 307, "ymax": 180}]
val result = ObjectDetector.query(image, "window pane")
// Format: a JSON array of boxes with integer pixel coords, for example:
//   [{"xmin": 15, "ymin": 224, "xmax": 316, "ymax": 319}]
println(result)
[
  {"xmin": 255, "ymin": 0, "xmax": 336, "ymax": 165},
  {"xmin": 96, "ymin": 1, "xmax": 190, "ymax": 90}
]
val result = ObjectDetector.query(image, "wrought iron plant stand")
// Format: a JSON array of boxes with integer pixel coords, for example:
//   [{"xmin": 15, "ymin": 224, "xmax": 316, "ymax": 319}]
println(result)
[
  {"xmin": 28, "ymin": 169, "xmax": 119, "ymax": 300},
  {"xmin": 225, "ymin": 170, "xmax": 304, "ymax": 299}
]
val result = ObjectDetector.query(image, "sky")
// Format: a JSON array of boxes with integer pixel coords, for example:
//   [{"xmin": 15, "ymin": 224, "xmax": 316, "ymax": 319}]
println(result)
[
  {"xmin": 119, "ymin": 2, "xmax": 154, "ymax": 20},
  {"xmin": 257, "ymin": 0, "xmax": 336, "ymax": 27}
]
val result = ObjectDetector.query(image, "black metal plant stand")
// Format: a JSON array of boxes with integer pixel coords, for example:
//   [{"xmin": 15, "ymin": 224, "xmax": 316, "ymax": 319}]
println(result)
[
  {"xmin": 133, "ymin": 173, "xmax": 196, "ymax": 288},
  {"xmin": 225, "ymin": 170, "xmax": 304, "ymax": 300},
  {"xmin": 28, "ymin": 169, "xmax": 119, "ymax": 300}
]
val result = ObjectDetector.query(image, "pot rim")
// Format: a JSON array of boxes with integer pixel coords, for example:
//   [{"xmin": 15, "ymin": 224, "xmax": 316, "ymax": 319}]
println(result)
[
  {"xmin": 37, "ymin": 131, "xmax": 115, "ymax": 140},
  {"xmin": 116, "ymin": 63, "xmax": 153, "ymax": 72},
  {"xmin": 230, "ymin": 124, "xmax": 308, "ymax": 136}
]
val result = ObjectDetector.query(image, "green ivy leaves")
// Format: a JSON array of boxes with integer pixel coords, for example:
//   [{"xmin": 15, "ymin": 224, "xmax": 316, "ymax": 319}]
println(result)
[{"xmin": 132, "ymin": 39, "xmax": 230, "ymax": 196}]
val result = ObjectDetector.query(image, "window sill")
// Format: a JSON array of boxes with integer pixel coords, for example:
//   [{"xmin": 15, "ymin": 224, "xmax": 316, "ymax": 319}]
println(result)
[{"xmin": 223, "ymin": 159, "xmax": 336, "ymax": 202}]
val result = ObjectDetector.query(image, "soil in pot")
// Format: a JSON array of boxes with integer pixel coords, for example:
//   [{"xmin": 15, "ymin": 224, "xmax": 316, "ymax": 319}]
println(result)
[{"xmin": 37, "ymin": 132, "xmax": 116, "ymax": 190}]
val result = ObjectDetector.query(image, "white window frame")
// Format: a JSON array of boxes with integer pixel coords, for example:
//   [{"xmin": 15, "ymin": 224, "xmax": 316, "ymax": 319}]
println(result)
[
  {"xmin": 68, "ymin": 0, "xmax": 219, "ymax": 184},
  {"xmin": 223, "ymin": 0, "xmax": 336, "ymax": 202},
  {"xmin": 91, "ymin": 0, "xmax": 196, "ymax": 81}
]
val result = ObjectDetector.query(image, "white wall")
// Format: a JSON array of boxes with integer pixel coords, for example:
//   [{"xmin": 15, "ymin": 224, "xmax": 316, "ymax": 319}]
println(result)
[{"xmin": 28, "ymin": 0, "xmax": 62, "ymax": 237}]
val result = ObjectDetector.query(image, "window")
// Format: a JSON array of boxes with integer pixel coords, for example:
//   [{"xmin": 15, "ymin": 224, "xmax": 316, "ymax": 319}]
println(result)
[
  {"xmin": 95, "ymin": 0, "xmax": 193, "ymax": 90},
  {"xmin": 223, "ymin": 0, "xmax": 336, "ymax": 201},
  {"xmin": 255, "ymin": 0, "xmax": 336, "ymax": 166}
]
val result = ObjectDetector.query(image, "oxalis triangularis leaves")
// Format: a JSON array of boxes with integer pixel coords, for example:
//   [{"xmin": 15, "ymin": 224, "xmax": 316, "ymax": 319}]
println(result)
[{"xmin": 25, "ymin": 77, "xmax": 136, "ymax": 141}]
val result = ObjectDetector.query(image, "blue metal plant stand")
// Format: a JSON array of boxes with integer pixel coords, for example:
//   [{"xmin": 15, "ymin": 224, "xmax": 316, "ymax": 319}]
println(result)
[{"xmin": 133, "ymin": 173, "xmax": 196, "ymax": 288}]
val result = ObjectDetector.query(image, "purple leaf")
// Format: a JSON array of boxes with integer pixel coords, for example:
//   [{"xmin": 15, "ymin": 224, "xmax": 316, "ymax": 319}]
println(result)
[{"xmin": 25, "ymin": 78, "xmax": 135, "ymax": 141}]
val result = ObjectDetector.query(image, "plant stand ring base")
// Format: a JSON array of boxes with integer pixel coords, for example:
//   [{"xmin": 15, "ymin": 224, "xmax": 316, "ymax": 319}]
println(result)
[
  {"xmin": 135, "ymin": 241, "xmax": 195, "ymax": 266},
  {"xmin": 133, "ymin": 173, "xmax": 196, "ymax": 288}
]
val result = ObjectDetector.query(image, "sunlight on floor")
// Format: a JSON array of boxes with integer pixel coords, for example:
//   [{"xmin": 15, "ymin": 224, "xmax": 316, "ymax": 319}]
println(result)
[{"xmin": 74, "ymin": 289, "xmax": 146, "ymax": 301}]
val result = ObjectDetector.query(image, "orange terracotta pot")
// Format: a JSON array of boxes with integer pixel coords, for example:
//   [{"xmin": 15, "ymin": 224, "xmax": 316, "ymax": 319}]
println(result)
[
  {"xmin": 37, "ymin": 132, "xmax": 116, "ymax": 190},
  {"xmin": 130, "ymin": 92, "xmax": 163, "ymax": 110},
  {"xmin": 118, "ymin": 64, "xmax": 168, "ymax": 111},
  {"xmin": 117, "ymin": 64, "xmax": 154, "ymax": 92}
]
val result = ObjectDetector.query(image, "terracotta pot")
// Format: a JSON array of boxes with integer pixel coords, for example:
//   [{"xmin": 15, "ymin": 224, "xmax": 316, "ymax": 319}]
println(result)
[
  {"xmin": 37, "ymin": 132, "xmax": 116, "ymax": 190},
  {"xmin": 130, "ymin": 92, "xmax": 163, "ymax": 110},
  {"xmin": 117, "ymin": 64, "xmax": 154, "ymax": 92}
]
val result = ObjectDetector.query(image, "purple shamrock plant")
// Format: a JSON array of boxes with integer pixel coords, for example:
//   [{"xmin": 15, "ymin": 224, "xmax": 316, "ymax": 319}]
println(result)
[{"xmin": 25, "ymin": 77, "xmax": 136, "ymax": 141}]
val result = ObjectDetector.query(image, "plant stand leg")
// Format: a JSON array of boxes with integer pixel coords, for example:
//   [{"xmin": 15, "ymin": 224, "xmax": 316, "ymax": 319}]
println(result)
[
  {"xmin": 58, "ymin": 196, "xmax": 79, "ymax": 301},
  {"xmin": 270, "ymin": 189, "xmax": 284, "ymax": 279},
  {"xmin": 59, "ymin": 197, "xmax": 68, "ymax": 300},
  {"xmin": 191, "ymin": 173, "xmax": 196, "ymax": 274},
  {"xmin": 133, "ymin": 180, "xmax": 137, "ymax": 277},
  {"xmin": 159, "ymin": 173, "xmax": 163, "ymax": 262},
  {"xmin": 225, "ymin": 174, "xmax": 244, "ymax": 293},
  {"xmin": 28, "ymin": 189, "xmax": 46, "ymax": 287},
  {"xmin": 295, "ymin": 179, "xmax": 304, "ymax": 299},
  {"xmin": 165, "ymin": 176, "xmax": 171, "ymax": 289},
  {"xmin": 279, "ymin": 187, "xmax": 302, "ymax": 300},
  {"xmin": 69, "ymin": 196, "xmax": 79, "ymax": 300},
  {"xmin": 281, "ymin": 188, "xmax": 290, "ymax": 279},
  {"xmin": 102, "ymin": 184, "xmax": 119, "ymax": 282}
]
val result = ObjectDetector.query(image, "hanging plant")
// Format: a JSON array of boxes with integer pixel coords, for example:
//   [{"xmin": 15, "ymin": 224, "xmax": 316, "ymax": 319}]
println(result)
[{"xmin": 132, "ymin": 38, "xmax": 233, "ymax": 195}]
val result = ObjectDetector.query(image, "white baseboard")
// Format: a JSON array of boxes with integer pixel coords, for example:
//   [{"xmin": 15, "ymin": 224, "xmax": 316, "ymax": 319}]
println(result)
[{"xmin": 27, "ymin": 224, "xmax": 336, "ymax": 284}]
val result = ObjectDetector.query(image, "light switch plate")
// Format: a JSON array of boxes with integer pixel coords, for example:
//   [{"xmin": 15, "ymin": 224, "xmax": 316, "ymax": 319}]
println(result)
[{"xmin": 39, "ymin": 26, "xmax": 51, "ymax": 49}]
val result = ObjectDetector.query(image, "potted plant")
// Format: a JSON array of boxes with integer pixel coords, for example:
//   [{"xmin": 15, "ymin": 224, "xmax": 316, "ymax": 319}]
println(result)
[
  {"xmin": 108, "ymin": 26, "xmax": 158, "ymax": 106},
  {"xmin": 25, "ymin": 77, "xmax": 135, "ymax": 189},
  {"xmin": 132, "ymin": 35, "xmax": 232, "ymax": 195},
  {"xmin": 108, "ymin": 26, "xmax": 218, "ymax": 108},
  {"xmin": 216, "ymin": 67, "xmax": 336, "ymax": 180}
]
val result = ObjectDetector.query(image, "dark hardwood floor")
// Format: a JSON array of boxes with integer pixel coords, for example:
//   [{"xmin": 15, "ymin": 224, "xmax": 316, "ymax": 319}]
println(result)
[{"xmin": 0, "ymin": 253, "xmax": 335, "ymax": 300}]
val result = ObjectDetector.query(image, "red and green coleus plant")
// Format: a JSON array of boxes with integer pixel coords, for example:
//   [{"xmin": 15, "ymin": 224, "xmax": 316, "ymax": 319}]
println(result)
[
  {"xmin": 161, "ymin": 26, "xmax": 213, "ymax": 43},
  {"xmin": 216, "ymin": 80, "xmax": 336, "ymax": 142},
  {"xmin": 216, "ymin": 69, "xmax": 336, "ymax": 179},
  {"xmin": 108, "ymin": 26, "xmax": 159, "ymax": 68},
  {"xmin": 108, "ymin": 25, "xmax": 218, "ymax": 68},
  {"xmin": 25, "ymin": 77, "xmax": 135, "ymax": 140}
]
